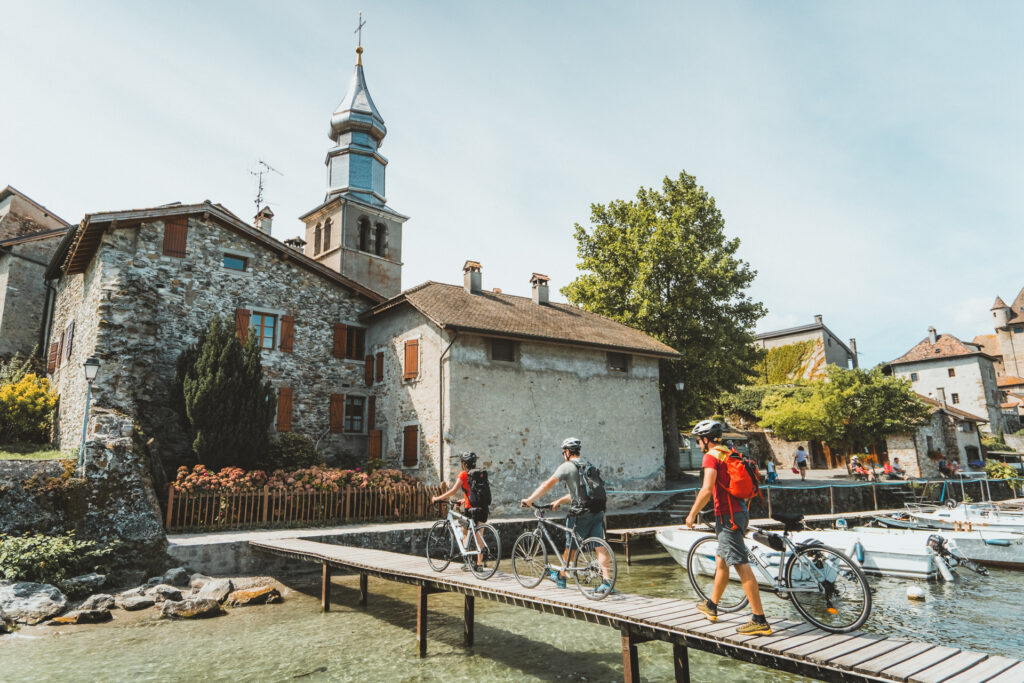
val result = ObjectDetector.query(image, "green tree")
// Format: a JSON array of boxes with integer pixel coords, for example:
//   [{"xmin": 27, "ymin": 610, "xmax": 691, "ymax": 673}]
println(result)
[
  {"xmin": 757, "ymin": 366, "xmax": 931, "ymax": 452},
  {"xmin": 562, "ymin": 172, "xmax": 766, "ymax": 457},
  {"xmin": 170, "ymin": 315, "xmax": 276, "ymax": 468}
]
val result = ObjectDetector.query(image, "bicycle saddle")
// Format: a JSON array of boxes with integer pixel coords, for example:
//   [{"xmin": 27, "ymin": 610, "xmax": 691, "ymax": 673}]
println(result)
[{"xmin": 771, "ymin": 512, "xmax": 804, "ymax": 531}]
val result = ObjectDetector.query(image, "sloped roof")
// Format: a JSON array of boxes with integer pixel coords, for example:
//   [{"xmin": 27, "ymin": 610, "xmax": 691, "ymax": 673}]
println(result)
[
  {"xmin": 47, "ymin": 201, "xmax": 385, "ymax": 303},
  {"xmin": 889, "ymin": 333, "xmax": 994, "ymax": 365},
  {"xmin": 915, "ymin": 393, "xmax": 987, "ymax": 423},
  {"xmin": 992, "ymin": 296, "xmax": 1009, "ymax": 310},
  {"xmin": 755, "ymin": 318, "xmax": 855, "ymax": 357},
  {"xmin": 973, "ymin": 334, "xmax": 1000, "ymax": 358},
  {"xmin": 1006, "ymin": 286, "xmax": 1024, "ymax": 324},
  {"xmin": 0, "ymin": 185, "xmax": 71, "ymax": 227},
  {"xmin": 362, "ymin": 281, "xmax": 679, "ymax": 358},
  {"xmin": 997, "ymin": 375, "xmax": 1024, "ymax": 388}
]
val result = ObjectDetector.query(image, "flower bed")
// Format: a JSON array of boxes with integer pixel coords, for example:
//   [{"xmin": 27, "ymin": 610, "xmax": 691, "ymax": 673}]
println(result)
[{"xmin": 171, "ymin": 464, "xmax": 419, "ymax": 493}]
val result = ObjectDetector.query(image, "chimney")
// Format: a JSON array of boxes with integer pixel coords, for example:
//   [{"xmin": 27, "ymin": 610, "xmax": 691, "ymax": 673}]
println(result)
[
  {"xmin": 283, "ymin": 236, "xmax": 306, "ymax": 252},
  {"xmin": 463, "ymin": 260, "xmax": 482, "ymax": 294},
  {"xmin": 530, "ymin": 273, "xmax": 550, "ymax": 305},
  {"xmin": 849, "ymin": 338, "xmax": 859, "ymax": 369},
  {"xmin": 814, "ymin": 314, "xmax": 823, "ymax": 325},
  {"xmin": 936, "ymin": 387, "xmax": 947, "ymax": 408},
  {"xmin": 255, "ymin": 206, "xmax": 274, "ymax": 234},
  {"xmin": 928, "ymin": 326, "xmax": 938, "ymax": 345}
]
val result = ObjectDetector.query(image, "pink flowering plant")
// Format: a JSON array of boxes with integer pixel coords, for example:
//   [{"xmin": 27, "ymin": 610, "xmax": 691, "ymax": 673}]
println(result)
[{"xmin": 172, "ymin": 464, "xmax": 418, "ymax": 493}]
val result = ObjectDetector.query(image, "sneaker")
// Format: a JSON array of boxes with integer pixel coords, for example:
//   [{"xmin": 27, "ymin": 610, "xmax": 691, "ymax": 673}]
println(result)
[
  {"xmin": 736, "ymin": 619, "xmax": 772, "ymax": 636},
  {"xmin": 594, "ymin": 581, "xmax": 615, "ymax": 596},
  {"xmin": 548, "ymin": 570, "xmax": 567, "ymax": 589},
  {"xmin": 695, "ymin": 601, "xmax": 718, "ymax": 622}
]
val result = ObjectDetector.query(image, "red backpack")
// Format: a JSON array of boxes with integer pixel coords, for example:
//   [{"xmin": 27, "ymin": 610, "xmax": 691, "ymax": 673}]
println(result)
[{"xmin": 714, "ymin": 447, "xmax": 763, "ymax": 528}]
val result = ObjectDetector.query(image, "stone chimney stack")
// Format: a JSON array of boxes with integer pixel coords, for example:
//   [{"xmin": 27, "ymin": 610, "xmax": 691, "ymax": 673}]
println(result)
[
  {"xmin": 928, "ymin": 326, "xmax": 938, "ymax": 345},
  {"xmin": 463, "ymin": 260, "xmax": 482, "ymax": 294},
  {"xmin": 814, "ymin": 314, "xmax": 823, "ymax": 325},
  {"xmin": 255, "ymin": 206, "xmax": 274, "ymax": 234},
  {"xmin": 849, "ymin": 338, "xmax": 859, "ymax": 369},
  {"xmin": 936, "ymin": 387, "xmax": 947, "ymax": 408},
  {"xmin": 530, "ymin": 273, "xmax": 550, "ymax": 305}
]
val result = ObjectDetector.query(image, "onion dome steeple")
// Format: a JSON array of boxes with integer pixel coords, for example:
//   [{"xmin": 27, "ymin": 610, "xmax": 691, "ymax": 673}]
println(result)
[{"xmin": 325, "ymin": 45, "xmax": 389, "ymax": 206}]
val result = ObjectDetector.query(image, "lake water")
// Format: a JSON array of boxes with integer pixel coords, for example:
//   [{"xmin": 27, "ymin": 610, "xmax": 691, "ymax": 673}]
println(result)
[{"xmin": 2, "ymin": 550, "xmax": 1021, "ymax": 682}]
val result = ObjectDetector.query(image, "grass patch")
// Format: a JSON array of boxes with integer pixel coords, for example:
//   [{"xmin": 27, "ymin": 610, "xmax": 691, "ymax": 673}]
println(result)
[{"xmin": 0, "ymin": 442, "xmax": 74, "ymax": 460}]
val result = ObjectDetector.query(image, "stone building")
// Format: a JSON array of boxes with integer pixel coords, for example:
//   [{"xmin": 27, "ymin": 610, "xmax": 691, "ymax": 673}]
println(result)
[
  {"xmin": 887, "ymin": 327, "xmax": 1001, "ymax": 431},
  {"xmin": 754, "ymin": 314, "xmax": 858, "ymax": 381},
  {"xmin": 0, "ymin": 186, "xmax": 69, "ymax": 359},
  {"xmin": 885, "ymin": 394, "xmax": 986, "ymax": 478},
  {"xmin": 974, "ymin": 291, "xmax": 1024, "ymax": 380},
  {"xmin": 42, "ymin": 45, "xmax": 676, "ymax": 507}
]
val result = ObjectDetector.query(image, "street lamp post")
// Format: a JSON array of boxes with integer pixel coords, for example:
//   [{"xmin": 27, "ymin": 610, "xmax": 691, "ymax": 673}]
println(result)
[{"xmin": 77, "ymin": 357, "xmax": 101, "ymax": 477}]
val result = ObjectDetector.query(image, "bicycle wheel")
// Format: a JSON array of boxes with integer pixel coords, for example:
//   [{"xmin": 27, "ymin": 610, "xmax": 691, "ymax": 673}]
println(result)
[
  {"xmin": 572, "ymin": 537, "xmax": 617, "ymax": 600},
  {"xmin": 512, "ymin": 531, "xmax": 548, "ymax": 588},
  {"xmin": 685, "ymin": 535, "xmax": 749, "ymax": 613},
  {"xmin": 426, "ymin": 520, "xmax": 455, "ymax": 572},
  {"xmin": 785, "ymin": 545, "xmax": 871, "ymax": 633},
  {"xmin": 469, "ymin": 524, "xmax": 501, "ymax": 580}
]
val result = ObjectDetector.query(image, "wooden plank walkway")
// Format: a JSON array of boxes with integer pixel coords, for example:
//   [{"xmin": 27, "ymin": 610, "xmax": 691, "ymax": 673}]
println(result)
[{"xmin": 251, "ymin": 538, "xmax": 1023, "ymax": 682}]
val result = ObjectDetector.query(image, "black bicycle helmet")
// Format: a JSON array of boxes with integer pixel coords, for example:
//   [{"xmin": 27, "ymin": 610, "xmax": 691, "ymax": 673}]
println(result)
[
  {"xmin": 561, "ymin": 437, "xmax": 582, "ymax": 454},
  {"xmin": 460, "ymin": 451, "xmax": 478, "ymax": 466},
  {"xmin": 692, "ymin": 419, "xmax": 723, "ymax": 441}
]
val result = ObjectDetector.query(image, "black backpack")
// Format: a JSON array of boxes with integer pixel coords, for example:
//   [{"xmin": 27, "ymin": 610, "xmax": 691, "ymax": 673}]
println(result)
[
  {"xmin": 571, "ymin": 460, "xmax": 607, "ymax": 514},
  {"xmin": 467, "ymin": 469, "xmax": 491, "ymax": 508}
]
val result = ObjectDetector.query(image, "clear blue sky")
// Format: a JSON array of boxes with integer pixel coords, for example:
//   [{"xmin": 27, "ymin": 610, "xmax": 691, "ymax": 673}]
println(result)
[{"xmin": 2, "ymin": 1, "xmax": 1022, "ymax": 368}]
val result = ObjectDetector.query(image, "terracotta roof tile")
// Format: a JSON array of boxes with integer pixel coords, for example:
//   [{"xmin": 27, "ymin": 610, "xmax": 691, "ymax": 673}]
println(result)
[
  {"xmin": 992, "ymin": 296, "xmax": 1009, "ymax": 310},
  {"xmin": 890, "ymin": 333, "xmax": 989, "ymax": 365},
  {"xmin": 997, "ymin": 375, "xmax": 1024, "ymax": 388},
  {"xmin": 363, "ymin": 281, "xmax": 679, "ymax": 358},
  {"xmin": 973, "ymin": 334, "xmax": 1000, "ymax": 358},
  {"xmin": 915, "ymin": 393, "xmax": 987, "ymax": 422}
]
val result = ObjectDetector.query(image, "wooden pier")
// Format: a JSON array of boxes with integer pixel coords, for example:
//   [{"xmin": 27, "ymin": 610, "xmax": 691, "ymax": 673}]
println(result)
[{"xmin": 252, "ymin": 538, "xmax": 1023, "ymax": 682}]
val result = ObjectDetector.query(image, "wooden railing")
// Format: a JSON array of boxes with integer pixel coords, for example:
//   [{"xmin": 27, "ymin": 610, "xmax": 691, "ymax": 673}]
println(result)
[{"xmin": 164, "ymin": 482, "xmax": 447, "ymax": 533}]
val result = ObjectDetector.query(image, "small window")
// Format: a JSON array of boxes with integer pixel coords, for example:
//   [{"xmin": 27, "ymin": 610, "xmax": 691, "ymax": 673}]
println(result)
[
  {"xmin": 951, "ymin": 393, "xmax": 960, "ymax": 404},
  {"xmin": 963, "ymin": 422, "xmax": 974, "ymax": 432},
  {"xmin": 608, "ymin": 352, "xmax": 629, "ymax": 373},
  {"xmin": 490, "ymin": 339, "xmax": 516, "ymax": 362},
  {"xmin": 374, "ymin": 223, "xmax": 387, "ymax": 257},
  {"xmin": 344, "ymin": 396, "xmax": 365, "ymax": 433},
  {"xmin": 323, "ymin": 218, "xmax": 332, "ymax": 251},
  {"xmin": 223, "ymin": 254, "xmax": 247, "ymax": 271},
  {"xmin": 910, "ymin": 373, "xmax": 919, "ymax": 381},
  {"xmin": 250, "ymin": 312, "xmax": 277, "ymax": 350},
  {"xmin": 1015, "ymin": 327, "xmax": 1023, "ymax": 334},
  {"xmin": 948, "ymin": 368, "xmax": 956, "ymax": 378},
  {"xmin": 346, "ymin": 327, "xmax": 366, "ymax": 360},
  {"xmin": 358, "ymin": 216, "xmax": 372, "ymax": 252},
  {"xmin": 314, "ymin": 224, "xmax": 322, "ymax": 254}
]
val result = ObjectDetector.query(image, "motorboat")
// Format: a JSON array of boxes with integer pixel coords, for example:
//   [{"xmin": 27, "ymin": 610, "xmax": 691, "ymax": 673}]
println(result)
[
  {"xmin": 905, "ymin": 503, "xmax": 1024, "ymax": 533},
  {"xmin": 871, "ymin": 515, "xmax": 1024, "ymax": 569}
]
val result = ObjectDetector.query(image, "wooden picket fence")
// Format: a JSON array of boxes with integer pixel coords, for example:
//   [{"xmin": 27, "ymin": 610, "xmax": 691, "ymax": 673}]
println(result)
[{"xmin": 164, "ymin": 482, "xmax": 447, "ymax": 532}]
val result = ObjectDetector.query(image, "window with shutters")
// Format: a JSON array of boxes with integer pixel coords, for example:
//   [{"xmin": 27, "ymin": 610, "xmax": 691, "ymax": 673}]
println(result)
[
  {"xmin": 162, "ymin": 216, "xmax": 188, "ymax": 257},
  {"xmin": 344, "ymin": 396, "xmax": 366, "ymax": 433},
  {"xmin": 250, "ymin": 312, "xmax": 277, "ymax": 350},
  {"xmin": 276, "ymin": 387, "xmax": 293, "ymax": 432},
  {"xmin": 56, "ymin": 328, "xmax": 66, "ymax": 369},
  {"xmin": 279, "ymin": 315, "xmax": 295, "ymax": 353},
  {"xmin": 402, "ymin": 423, "xmax": 419, "ymax": 467},
  {"xmin": 329, "ymin": 393, "xmax": 345, "ymax": 433},
  {"xmin": 364, "ymin": 355, "xmax": 373, "ymax": 386},
  {"xmin": 375, "ymin": 352, "xmax": 384, "ymax": 383},
  {"xmin": 346, "ymin": 327, "xmax": 366, "ymax": 360},
  {"xmin": 47, "ymin": 343, "xmax": 59, "ymax": 374},
  {"xmin": 490, "ymin": 338, "xmax": 516, "ymax": 363},
  {"xmin": 367, "ymin": 395, "xmax": 376, "ymax": 429},
  {"xmin": 404, "ymin": 339, "xmax": 420, "ymax": 380}
]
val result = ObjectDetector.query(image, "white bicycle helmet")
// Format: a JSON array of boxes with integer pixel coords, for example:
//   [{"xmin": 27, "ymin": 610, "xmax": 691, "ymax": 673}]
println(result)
[{"xmin": 560, "ymin": 437, "xmax": 582, "ymax": 454}]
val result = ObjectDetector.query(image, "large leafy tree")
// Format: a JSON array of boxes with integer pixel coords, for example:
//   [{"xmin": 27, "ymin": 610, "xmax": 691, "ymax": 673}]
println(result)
[
  {"xmin": 170, "ymin": 315, "xmax": 276, "ymax": 468},
  {"xmin": 757, "ymin": 366, "xmax": 931, "ymax": 452},
  {"xmin": 562, "ymin": 172, "xmax": 766, "ymax": 458}
]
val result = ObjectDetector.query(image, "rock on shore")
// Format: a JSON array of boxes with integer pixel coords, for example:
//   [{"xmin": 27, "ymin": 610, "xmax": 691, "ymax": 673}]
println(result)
[
  {"xmin": 160, "ymin": 598, "xmax": 224, "ymax": 619},
  {"xmin": 146, "ymin": 584, "xmax": 183, "ymax": 602},
  {"xmin": 49, "ymin": 609, "xmax": 112, "ymax": 625},
  {"xmin": 115, "ymin": 594, "xmax": 155, "ymax": 611},
  {"xmin": 225, "ymin": 586, "xmax": 282, "ymax": 607},
  {"xmin": 0, "ymin": 582, "xmax": 68, "ymax": 625},
  {"xmin": 78, "ymin": 593, "xmax": 115, "ymax": 611},
  {"xmin": 196, "ymin": 579, "xmax": 233, "ymax": 603}
]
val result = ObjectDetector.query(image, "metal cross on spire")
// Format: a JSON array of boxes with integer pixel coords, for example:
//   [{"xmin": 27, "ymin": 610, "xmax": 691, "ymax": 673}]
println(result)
[{"xmin": 355, "ymin": 11, "xmax": 366, "ymax": 47}]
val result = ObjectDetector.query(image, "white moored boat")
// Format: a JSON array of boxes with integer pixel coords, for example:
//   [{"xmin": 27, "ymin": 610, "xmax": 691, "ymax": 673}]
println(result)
[
  {"xmin": 869, "ymin": 517, "xmax": 1024, "ymax": 569},
  {"xmin": 906, "ymin": 503, "xmax": 1024, "ymax": 534}
]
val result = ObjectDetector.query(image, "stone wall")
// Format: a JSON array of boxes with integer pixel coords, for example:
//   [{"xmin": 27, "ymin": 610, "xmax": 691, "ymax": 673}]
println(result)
[
  {"xmin": 894, "ymin": 355, "xmax": 1001, "ymax": 431},
  {"xmin": 49, "ymin": 216, "xmax": 379, "ymax": 469},
  {"xmin": 0, "ymin": 233, "xmax": 64, "ymax": 358},
  {"xmin": 885, "ymin": 411, "xmax": 985, "ymax": 478}
]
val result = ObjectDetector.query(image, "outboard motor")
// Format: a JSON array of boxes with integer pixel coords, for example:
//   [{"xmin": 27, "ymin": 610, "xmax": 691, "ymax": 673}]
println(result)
[{"xmin": 927, "ymin": 534, "xmax": 989, "ymax": 576}]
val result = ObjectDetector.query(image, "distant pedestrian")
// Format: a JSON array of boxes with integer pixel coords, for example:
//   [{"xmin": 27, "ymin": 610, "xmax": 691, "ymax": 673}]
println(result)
[
  {"xmin": 793, "ymin": 446, "xmax": 809, "ymax": 481},
  {"xmin": 765, "ymin": 459, "xmax": 778, "ymax": 484}
]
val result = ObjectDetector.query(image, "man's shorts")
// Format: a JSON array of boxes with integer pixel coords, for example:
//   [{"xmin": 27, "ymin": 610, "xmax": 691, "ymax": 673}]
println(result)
[
  {"xmin": 566, "ymin": 510, "xmax": 605, "ymax": 550},
  {"xmin": 715, "ymin": 510, "xmax": 750, "ymax": 567}
]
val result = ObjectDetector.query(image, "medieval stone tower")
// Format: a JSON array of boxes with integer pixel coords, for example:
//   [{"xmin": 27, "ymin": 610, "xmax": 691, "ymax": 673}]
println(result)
[{"xmin": 299, "ymin": 43, "xmax": 408, "ymax": 299}]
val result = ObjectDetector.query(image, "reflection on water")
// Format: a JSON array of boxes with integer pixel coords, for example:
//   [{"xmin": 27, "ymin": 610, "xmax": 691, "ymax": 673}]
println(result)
[{"xmin": 1, "ymin": 551, "xmax": 1019, "ymax": 682}]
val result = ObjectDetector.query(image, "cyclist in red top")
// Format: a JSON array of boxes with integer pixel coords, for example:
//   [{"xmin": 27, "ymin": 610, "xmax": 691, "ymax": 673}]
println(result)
[{"xmin": 432, "ymin": 452, "xmax": 486, "ymax": 570}]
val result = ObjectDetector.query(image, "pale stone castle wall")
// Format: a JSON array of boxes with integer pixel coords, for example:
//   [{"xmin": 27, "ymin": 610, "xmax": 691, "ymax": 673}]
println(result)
[{"xmin": 893, "ymin": 355, "xmax": 1000, "ymax": 429}]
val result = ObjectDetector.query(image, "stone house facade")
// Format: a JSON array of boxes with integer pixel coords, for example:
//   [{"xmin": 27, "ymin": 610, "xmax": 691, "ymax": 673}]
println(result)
[
  {"xmin": 885, "ymin": 394, "xmax": 985, "ymax": 478},
  {"xmin": 754, "ymin": 314, "xmax": 858, "ymax": 380},
  {"xmin": 888, "ymin": 327, "xmax": 1001, "ymax": 431},
  {"xmin": 0, "ymin": 186, "xmax": 69, "ymax": 359}
]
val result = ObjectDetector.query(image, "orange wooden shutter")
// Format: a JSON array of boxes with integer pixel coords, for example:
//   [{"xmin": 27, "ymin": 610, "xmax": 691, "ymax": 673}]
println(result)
[
  {"xmin": 46, "ymin": 343, "xmax": 59, "ymax": 373},
  {"xmin": 56, "ymin": 329, "xmax": 65, "ymax": 369},
  {"xmin": 333, "ymin": 323, "xmax": 347, "ymax": 359},
  {"xmin": 375, "ymin": 352, "xmax": 383, "ymax": 383},
  {"xmin": 364, "ymin": 355, "xmax": 374, "ymax": 386},
  {"xmin": 279, "ymin": 315, "xmax": 295, "ymax": 353},
  {"xmin": 369, "ymin": 429, "xmax": 382, "ymax": 460},
  {"xmin": 329, "ymin": 393, "xmax": 345, "ymax": 433},
  {"xmin": 404, "ymin": 339, "xmax": 419, "ymax": 379},
  {"xmin": 368, "ymin": 396, "xmax": 376, "ymax": 428},
  {"xmin": 162, "ymin": 216, "xmax": 188, "ymax": 257},
  {"xmin": 276, "ymin": 387, "xmax": 293, "ymax": 432},
  {"xmin": 403, "ymin": 424, "xmax": 418, "ymax": 467},
  {"xmin": 235, "ymin": 309, "xmax": 251, "ymax": 344}
]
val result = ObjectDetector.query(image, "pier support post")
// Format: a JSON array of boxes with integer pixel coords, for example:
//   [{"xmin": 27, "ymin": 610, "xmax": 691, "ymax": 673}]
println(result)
[
  {"xmin": 621, "ymin": 627, "xmax": 640, "ymax": 682},
  {"xmin": 359, "ymin": 573, "xmax": 368, "ymax": 607},
  {"xmin": 872, "ymin": 482, "xmax": 878, "ymax": 510},
  {"xmin": 624, "ymin": 533, "xmax": 632, "ymax": 566},
  {"xmin": 417, "ymin": 583, "xmax": 428, "ymax": 658},
  {"xmin": 464, "ymin": 595, "xmax": 475, "ymax": 646},
  {"xmin": 767, "ymin": 486, "xmax": 772, "ymax": 517},
  {"xmin": 673, "ymin": 642, "xmax": 691, "ymax": 683},
  {"xmin": 829, "ymin": 486, "xmax": 835, "ymax": 515},
  {"xmin": 321, "ymin": 563, "xmax": 331, "ymax": 612}
]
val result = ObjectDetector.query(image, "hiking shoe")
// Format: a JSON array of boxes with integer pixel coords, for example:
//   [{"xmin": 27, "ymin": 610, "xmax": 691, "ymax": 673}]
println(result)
[
  {"xmin": 695, "ymin": 601, "xmax": 718, "ymax": 622},
  {"xmin": 736, "ymin": 619, "xmax": 772, "ymax": 636},
  {"xmin": 548, "ymin": 571, "xmax": 567, "ymax": 589},
  {"xmin": 594, "ymin": 581, "xmax": 615, "ymax": 596}
]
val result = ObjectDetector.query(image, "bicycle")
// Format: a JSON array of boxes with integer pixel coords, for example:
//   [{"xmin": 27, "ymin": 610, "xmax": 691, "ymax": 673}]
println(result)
[
  {"xmin": 686, "ymin": 512, "xmax": 871, "ymax": 633},
  {"xmin": 510, "ymin": 503, "xmax": 617, "ymax": 600},
  {"xmin": 425, "ymin": 500, "xmax": 501, "ymax": 580}
]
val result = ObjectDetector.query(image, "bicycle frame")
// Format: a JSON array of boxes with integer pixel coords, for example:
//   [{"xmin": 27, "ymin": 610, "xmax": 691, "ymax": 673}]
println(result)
[
  {"xmin": 443, "ymin": 503, "xmax": 483, "ymax": 560},
  {"xmin": 743, "ymin": 529, "xmax": 837, "ymax": 596},
  {"xmin": 528, "ymin": 509, "xmax": 591, "ymax": 574}
]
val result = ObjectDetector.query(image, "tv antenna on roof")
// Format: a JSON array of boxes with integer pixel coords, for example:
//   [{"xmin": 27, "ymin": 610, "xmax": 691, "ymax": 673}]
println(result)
[{"xmin": 250, "ymin": 160, "xmax": 283, "ymax": 212}]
